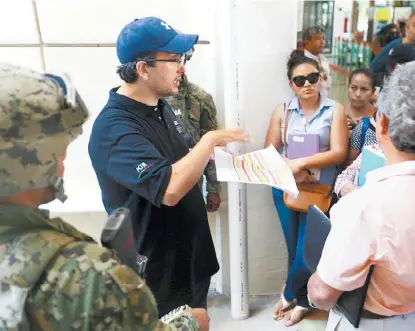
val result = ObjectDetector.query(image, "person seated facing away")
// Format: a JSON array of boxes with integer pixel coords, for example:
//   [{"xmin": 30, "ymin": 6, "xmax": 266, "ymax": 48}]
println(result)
[
  {"xmin": 0, "ymin": 63, "xmax": 207, "ymax": 331},
  {"xmin": 302, "ymin": 26, "xmax": 332, "ymax": 97},
  {"xmin": 308, "ymin": 61, "xmax": 415, "ymax": 331}
]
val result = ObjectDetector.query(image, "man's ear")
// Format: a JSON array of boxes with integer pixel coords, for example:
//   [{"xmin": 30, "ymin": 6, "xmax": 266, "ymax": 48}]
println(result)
[
  {"xmin": 136, "ymin": 61, "xmax": 149, "ymax": 80},
  {"xmin": 378, "ymin": 112, "xmax": 389, "ymax": 136}
]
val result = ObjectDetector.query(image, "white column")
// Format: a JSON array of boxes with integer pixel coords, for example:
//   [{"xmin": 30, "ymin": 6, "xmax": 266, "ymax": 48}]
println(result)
[
  {"xmin": 215, "ymin": 0, "xmax": 298, "ymax": 316},
  {"xmin": 217, "ymin": 0, "xmax": 249, "ymax": 320}
]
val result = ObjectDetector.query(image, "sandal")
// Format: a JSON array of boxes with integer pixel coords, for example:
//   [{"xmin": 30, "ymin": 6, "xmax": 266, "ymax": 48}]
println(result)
[
  {"xmin": 272, "ymin": 293, "xmax": 297, "ymax": 321},
  {"xmin": 282, "ymin": 305, "xmax": 311, "ymax": 327}
]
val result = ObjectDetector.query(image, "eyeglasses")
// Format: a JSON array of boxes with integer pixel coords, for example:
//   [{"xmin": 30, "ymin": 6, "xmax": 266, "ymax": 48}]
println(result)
[
  {"xmin": 292, "ymin": 72, "xmax": 320, "ymax": 87},
  {"xmin": 143, "ymin": 55, "xmax": 186, "ymax": 67}
]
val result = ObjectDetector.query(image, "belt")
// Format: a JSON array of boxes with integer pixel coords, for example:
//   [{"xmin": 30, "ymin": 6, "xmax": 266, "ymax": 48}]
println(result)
[{"xmin": 361, "ymin": 309, "xmax": 391, "ymax": 319}]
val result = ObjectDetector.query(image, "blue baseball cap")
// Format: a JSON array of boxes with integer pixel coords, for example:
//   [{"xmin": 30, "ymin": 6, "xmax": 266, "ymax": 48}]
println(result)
[
  {"xmin": 384, "ymin": 44, "xmax": 415, "ymax": 66},
  {"xmin": 116, "ymin": 17, "xmax": 199, "ymax": 64}
]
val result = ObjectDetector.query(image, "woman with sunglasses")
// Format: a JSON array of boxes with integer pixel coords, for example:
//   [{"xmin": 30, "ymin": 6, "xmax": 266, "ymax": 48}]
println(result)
[{"xmin": 264, "ymin": 49, "xmax": 348, "ymax": 327}]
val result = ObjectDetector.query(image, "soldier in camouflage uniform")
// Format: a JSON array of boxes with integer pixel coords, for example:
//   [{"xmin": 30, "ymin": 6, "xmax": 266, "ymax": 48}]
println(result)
[
  {"xmin": 0, "ymin": 63, "xmax": 205, "ymax": 331},
  {"xmin": 165, "ymin": 50, "xmax": 222, "ymax": 212}
]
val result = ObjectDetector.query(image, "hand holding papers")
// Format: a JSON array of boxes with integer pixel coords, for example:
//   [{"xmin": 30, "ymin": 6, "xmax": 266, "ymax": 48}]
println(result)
[{"xmin": 214, "ymin": 145, "xmax": 299, "ymax": 197}]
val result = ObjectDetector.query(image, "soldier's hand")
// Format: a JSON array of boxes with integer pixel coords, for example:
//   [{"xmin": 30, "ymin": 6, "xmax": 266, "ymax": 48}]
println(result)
[
  {"xmin": 206, "ymin": 193, "xmax": 221, "ymax": 212},
  {"xmin": 205, "ymin": 129, "xmax": 250, "ymax": 146},
  {"xmin": 191, "ymin": 308, "xmax": 210, "ymax": 331}
]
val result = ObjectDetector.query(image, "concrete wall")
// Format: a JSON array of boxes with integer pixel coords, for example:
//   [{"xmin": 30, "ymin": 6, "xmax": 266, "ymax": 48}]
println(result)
[
  {"xmin": 332, "ymin": 0, "xmax": 355, "ymax": 40},
  {"xmin": 1, "ymin": 0, "xmax": 298, "ymax": 295}
]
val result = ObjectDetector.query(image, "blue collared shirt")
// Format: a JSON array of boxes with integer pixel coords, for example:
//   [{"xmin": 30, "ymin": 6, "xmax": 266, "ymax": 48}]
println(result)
[
  {"xmin": 281, "ymin": 95, "xmax": 336, "ymax": 153},
  {"xmin": 280, "ymin": 95, "xmax": 337, "ymax": 185}
]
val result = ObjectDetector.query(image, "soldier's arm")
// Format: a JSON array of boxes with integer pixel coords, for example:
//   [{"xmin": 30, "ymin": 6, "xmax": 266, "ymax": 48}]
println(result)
[
  {"xmin": 199, "ymin": 93, "xmax": 218, "ymax": 136},
  {"xmin": 204, "ymin": 161, "xmax": 221, "ymax": 194},
  {"xmin": 200, "ymin": 94, "xmax": 221, "ymax": 195},
  {"xmin": 26, "ymin": 243, "xmax": 199, "ymax": 331}
]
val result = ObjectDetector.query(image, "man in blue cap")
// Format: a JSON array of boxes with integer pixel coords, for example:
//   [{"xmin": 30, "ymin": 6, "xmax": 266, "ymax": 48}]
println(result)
[
  {"xmin": 88, "ymin": 17, "xmax": 249, "ymax": 321},
  {"xmin": 382, "ymin": 43, "xmax": 415, "ymax": 70},
  {"xmin": 375, "ymin": 43, "xmax": 415, "ymax": 89}
]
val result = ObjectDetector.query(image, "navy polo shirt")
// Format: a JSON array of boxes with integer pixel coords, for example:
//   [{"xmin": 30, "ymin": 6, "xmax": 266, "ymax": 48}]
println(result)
[{"xmin": 88, "ymin": 88, "xmax": 219, "ymax": 308}]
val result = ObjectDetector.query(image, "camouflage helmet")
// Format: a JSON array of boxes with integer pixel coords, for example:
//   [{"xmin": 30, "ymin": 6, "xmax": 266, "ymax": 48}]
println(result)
[
  {"xmin": 0, "ymin": 63, "xmax": 88, "ymax": 199},
  {"xmin": 174, "ymin": 29, "xmax": 194, "ymax": 64},
  {"xmin": 184, "ymin": 46, "xmax": 195, "ymax": 63}
]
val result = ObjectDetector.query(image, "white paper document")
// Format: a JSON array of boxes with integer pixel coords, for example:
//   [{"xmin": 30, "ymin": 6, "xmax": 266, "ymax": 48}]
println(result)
[{"xmin": 214, "ymin": 145, "xmax": 299, "ymax": 197}]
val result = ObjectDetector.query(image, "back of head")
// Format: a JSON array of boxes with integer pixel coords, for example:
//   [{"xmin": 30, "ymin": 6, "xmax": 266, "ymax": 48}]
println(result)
[
  {"xmin": 379, "ymin": 23, "xmax": 396, "ymax": 34},
  {"xmin": 0, "ymin": 63, "xmax": 88, "ymax": 199},
  {"xmin": 378, "ymin": 61, "xmax": 415, "ymax": 153},
  {"xmin": 379, "ymin": 23, "xmax": 400, "ymax": 47},
  {"xmin": 286, "ymin": 49, "xmax": 319, "ymax": 80}
]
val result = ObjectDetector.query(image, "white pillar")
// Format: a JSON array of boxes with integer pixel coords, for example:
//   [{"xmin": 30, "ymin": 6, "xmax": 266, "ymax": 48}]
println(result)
[
  {"xmin": 217, "ymin": 0, "xmax": 249, "ymax": 320},
  {"xmin": 215, "ymin": 0, "xmax": 298, "ymax": 313}
]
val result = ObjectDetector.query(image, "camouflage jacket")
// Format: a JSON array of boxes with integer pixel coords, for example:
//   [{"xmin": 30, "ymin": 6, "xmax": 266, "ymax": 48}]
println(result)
[
  {"xmin": 0, "ymin": 205, "xmax": 199, "ymax": 331},
  {"xmin": 165, "ymin": 75, "xmax": 221, "ymax": 195}
]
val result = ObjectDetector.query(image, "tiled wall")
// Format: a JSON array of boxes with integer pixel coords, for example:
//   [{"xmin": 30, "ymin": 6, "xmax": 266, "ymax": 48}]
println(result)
[{"xmin": 1, "ymin": 0, "xmax": 216, "ymax": 213}]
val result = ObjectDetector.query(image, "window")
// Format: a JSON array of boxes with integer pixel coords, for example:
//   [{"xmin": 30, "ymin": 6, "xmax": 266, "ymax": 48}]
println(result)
[{"xmin": 302, "ymin": 0, "xmax": 335, "ymax": 53}]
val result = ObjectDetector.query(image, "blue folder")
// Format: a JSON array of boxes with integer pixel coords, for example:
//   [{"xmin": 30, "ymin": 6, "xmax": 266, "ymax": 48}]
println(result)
[{"xmin": 358, "ymin": 146, "xmax": 385, "ymax": 187}]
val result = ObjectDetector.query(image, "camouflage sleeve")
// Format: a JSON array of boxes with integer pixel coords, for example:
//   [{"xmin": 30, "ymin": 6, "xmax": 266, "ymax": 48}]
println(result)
[
  {"xmin": 199, "ymin": 93, "xmax": 218, "ymax": 136},
  {"xmin": 26, "ymin": 242, "xmax": 199, "ymax": 331},
  {"xmin": 205, "ymin": 161, "xmax": 221, "ymax": 195},
  {"xmin": 200, "ymin": 93, "xmax": 221, "ymax": 195}
]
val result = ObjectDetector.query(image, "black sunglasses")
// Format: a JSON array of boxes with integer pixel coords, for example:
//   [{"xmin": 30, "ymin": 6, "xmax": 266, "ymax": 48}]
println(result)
[{"xmin": 292, "ymin": 72, "xmax": 320, "ymax": 87}]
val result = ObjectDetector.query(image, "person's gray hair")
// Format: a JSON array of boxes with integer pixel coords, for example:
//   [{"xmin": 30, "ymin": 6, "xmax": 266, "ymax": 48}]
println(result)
[
  {"xmin": 302, "ymin": 26, "xmax": 325, "ymax": 42},
  {"xmin": 378, "ymin": 61, "xmax": 415, "ymax": 153}
]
